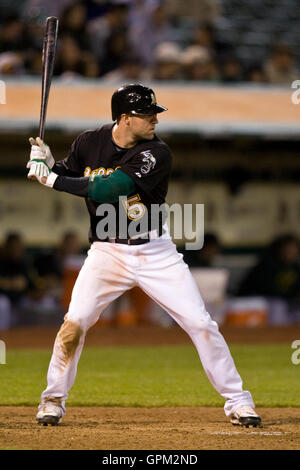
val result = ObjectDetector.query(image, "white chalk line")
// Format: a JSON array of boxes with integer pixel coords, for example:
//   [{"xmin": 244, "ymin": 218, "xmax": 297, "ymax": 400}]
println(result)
[{"xmin": 209, "ymin": 431, "xmax": 288, "ymax": 436}]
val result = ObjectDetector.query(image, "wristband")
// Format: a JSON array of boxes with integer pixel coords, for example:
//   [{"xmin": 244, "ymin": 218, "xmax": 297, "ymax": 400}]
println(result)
[{"xmin": 44, "ymin": 172, "xmax": 58, "ymax": 188}]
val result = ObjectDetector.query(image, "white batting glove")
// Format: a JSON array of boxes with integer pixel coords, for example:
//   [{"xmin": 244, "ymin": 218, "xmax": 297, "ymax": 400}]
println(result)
[
  {"xmin": 27, "ymin": 161, "xmax": 58, "ymax": 188},
  {"xmin": 27, "ymin": 137, "xmax": 55, "ymax": 170}
]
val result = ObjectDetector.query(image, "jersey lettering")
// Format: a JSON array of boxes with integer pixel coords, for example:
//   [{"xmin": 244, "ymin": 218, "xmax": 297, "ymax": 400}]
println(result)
[{"xmin": 84, "ymin": 165, "xmax": 121, "ymax": 177}]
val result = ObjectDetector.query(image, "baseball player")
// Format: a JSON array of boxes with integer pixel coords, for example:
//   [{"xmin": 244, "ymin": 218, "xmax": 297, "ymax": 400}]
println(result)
[{"xmin": 27, "ymin": 84, "xmax": 261, "ymax": 428}]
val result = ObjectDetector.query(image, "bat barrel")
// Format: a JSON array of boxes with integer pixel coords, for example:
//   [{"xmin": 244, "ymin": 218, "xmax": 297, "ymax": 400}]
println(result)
[{"xmin": 39, "ymin": 17, "xmax": 59, "ymax": 140}]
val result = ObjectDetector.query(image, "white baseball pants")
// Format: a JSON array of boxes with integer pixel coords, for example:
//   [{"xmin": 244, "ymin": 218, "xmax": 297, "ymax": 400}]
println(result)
[{"xmin": 41, "ymin": 237, "xmax": 255, "ymax": 416}]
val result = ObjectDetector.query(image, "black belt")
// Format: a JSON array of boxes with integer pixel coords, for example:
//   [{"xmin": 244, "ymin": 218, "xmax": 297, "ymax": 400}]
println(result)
[
  {"xmin": 106, "ymin": 228, "xmax": 165, "ymax": 245},
  {"xmin": 107, "ymin": 236, "xmax": 150, "ymax": 245}
]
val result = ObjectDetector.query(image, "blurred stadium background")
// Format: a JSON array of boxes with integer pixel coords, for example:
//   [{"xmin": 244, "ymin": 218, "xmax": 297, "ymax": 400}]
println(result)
[{"xmin": 1, "ymin": 0, "xmax": 300, "ymax": 331}]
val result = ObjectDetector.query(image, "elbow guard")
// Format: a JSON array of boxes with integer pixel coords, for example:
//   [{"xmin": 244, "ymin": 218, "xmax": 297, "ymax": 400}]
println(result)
[{"xmin": 88, "ymin": 169, "xmax": 135, "ymax": 203}]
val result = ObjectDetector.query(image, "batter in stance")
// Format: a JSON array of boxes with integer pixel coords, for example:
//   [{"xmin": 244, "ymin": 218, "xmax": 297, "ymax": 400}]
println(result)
[{"xmin": 27, "ymin": 84, "xmax": 261, "ymax": 428}]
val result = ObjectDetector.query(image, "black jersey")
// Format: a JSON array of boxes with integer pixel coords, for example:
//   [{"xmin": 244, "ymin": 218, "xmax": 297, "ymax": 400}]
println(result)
[{"xmin": 53, "ymin": 124, "xmax": 172, "ymax": 243}]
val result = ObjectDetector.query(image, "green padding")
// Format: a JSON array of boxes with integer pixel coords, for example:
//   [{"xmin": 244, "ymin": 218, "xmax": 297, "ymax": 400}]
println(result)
[{"xmin": 88, "ymin": 169, "xmax": 135, "ymax": 203}]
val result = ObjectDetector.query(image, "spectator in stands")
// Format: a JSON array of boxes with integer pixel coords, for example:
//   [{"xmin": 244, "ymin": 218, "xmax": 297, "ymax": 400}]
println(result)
[
  {"xmin": 0, "ymin": 11, "xmax": 37, "ymax": 74},
  {"xmin": 245, "ymin": 64, "xmax": 267, "ymax": 83},
  {"xmin": 190, "ymin": 23, "xmax": 217, "ymax": 54},
  {"xmin": 59, "ymin": 1, "xmax": 90, "ymax": 51},
  {"xmin": 34, "ymin": 246, "xmax": 61, "ymax": 288},
  {"xmin": 34, "ymin": 230, "xmax": 83, "ymax": 283},
  {"xmin": 54, "ymin": 33, "xmax": 99, "ymax": 78},
  {"xmin": 181, "ymin": 45, "xmax": 219, "ymax": 81},
  {"xmin": 264, "ymin": 44, "xmax": 299, "ymax": 85},
  {"xmin": 220, "ymin": 56, "xmax": 243, "ymax": 83},
  {"xmin": 188, "ymin": 22, "xmax": 228, "ymax": 63},
  {"xmin": 87, "ymin": 1, "xmax": 129, "ymax": 62},
  {"xmin": 22, "ymin": 0, "xmax": 75, "ymax": 21},
  {"xmin": 164, "ymin": 0, "xmax": 221, "ymax": 26},
  {"xmin": 28, "ymin": 230, "xmax": 85, "ymax": 313},
  {"xmin": 0, "ymin": 232, "xmax": 34, "ymax": 325},
  {"xmin": 84, "ymin": 54, "xmax": 100, "ymax": 78},
  {"xmin": 21, "ymin": 231, "xmax": 83, "ymax": 318},
  {"xmin": 151, "ymin": 41, "xmax": 182, "ymax": 81},
  {"xmin": 238, "ymin": 234, "xmax": 300, "ymax": 299},
  {"xmin": 129, "ymin": 1, "xmax": 174, "ymax": 67},
  {"xmin": 99, "ymin": 26, "xmax": 131, "ymax": 77},
  {"xmin": 0, "ymin": 12, "xmax": 34, "ymax": 54},
  {"xmin": 0, "ymin": 51, "xmax": 25, "ymax": 75},
  {"xmin": 102, "ymin": 53, "xmax": 145, "ymax": 83},
  {"xmin": 27, "ymin": 50, "xmax": 43, "ymax": 75},
  {"xmin": 237, "ymin": 234, "xmax": 300, "ymax": 323},
  {"xmin": 183, "ymin": 233, "xmax": 221, "ymax": 268}
]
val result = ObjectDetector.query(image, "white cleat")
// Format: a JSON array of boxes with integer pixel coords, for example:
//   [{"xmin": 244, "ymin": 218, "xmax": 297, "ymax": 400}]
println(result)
[
  {"xmin": 230, "ymin": 405, "xmax": 262, "ymax": 428},
  {"xmin": 36, "ymin": 399, "xmax": 63, "ymax": 426}
]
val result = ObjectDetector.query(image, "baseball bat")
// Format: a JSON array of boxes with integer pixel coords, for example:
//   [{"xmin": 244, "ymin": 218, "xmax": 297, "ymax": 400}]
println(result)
[
  {"xmin": 39, "ymin": 16, "xmax": 59, "ymax": 140},
  {"xmin": 28, "ymin": 16, "xmax": 58, "ymax": 181}
]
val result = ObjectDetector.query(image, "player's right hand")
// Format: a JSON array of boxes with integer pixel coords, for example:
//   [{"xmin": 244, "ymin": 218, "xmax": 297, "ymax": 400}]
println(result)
[{"xmin": 27, "ymin": 137, "xmax": 55, "ymax": 170}]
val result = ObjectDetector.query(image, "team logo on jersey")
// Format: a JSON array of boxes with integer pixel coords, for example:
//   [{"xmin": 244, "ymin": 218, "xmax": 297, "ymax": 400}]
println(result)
[{"xmin": 135, "ymin": 150, "xmax": 156, "ymax": 178}]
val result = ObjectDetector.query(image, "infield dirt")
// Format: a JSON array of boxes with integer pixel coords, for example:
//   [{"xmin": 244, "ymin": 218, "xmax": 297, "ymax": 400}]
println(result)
[
  {"xmin": 0, "ymin": 406, "xmax": 299, "ymax": 450},
  {"xmin": 1, "ymin": 324, "xmax": 300, "ymax": 450}
]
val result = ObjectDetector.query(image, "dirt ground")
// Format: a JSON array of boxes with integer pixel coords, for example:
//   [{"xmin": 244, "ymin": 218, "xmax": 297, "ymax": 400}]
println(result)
[
  {"xmin": 0, "ymin": 407, "xmax": 299, "ymax": 450},
  {"xmin": 1, "ymin": 324, "xmax": 300, "ymax": 450}
]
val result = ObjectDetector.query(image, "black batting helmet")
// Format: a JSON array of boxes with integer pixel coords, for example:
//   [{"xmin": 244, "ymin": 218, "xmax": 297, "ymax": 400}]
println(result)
[{"xmin": 111, "ymin": 83, "xmax": 167, "ymax": 121}]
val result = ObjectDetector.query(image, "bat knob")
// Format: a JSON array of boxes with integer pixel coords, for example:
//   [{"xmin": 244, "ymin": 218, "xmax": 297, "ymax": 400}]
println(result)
[{"xmin": 27, "ymin": 173, "xmax": 38, "ymax": 181}]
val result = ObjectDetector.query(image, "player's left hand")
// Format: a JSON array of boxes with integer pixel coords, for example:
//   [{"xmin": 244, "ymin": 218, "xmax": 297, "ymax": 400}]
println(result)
[
  {"xmin": 27, "ymin": 161, "xmax": 58, "ymax": 187},
  {"xmin": 27, "ymin": 137, "xmax": 55, "ymax": 170},
  {"xmin": 27, "ymin": 160, "xmax": 50, "ymax": 181}
]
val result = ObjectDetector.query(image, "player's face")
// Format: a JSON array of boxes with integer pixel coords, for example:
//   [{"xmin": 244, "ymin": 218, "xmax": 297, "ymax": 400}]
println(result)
[{"xmin": 128, "ymin": 113, "xmax": 159, "ymax": 140}]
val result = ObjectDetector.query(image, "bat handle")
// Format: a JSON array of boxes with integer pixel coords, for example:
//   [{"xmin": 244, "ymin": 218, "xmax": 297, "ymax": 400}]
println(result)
[{"xmin": 39, "ymin": 128, "xmax": 44, "ymax": 141}]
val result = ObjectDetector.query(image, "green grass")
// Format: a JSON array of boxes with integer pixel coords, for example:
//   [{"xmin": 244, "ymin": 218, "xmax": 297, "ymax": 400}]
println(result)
[{"xmin": 0, "ymin": 344, "xmax": 299, "ymax": 407}]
